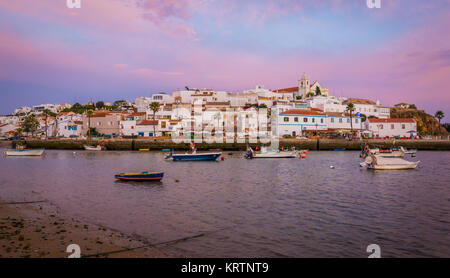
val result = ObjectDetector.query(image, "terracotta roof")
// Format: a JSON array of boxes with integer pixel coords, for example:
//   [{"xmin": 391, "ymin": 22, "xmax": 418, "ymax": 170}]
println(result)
[
  {"xmin": 280, "ymin": 109, "xmax": 325, "ymax": 116},
  {"xmin": 368, "ymin": 118, "xmax": 415, "ymax": 123},
  {"xmin": 274, "ymin": 87, "xmax": 297, "ymax": 93},
  {"xmin": 74, "ymin": 121, "xmax": 83, "ymax": 125},
  {"xmin": 326, "ymin": 112, "xmax": 359, "ymax": 117},
  {"xmin": 205, "ymin": 101, "xmax": 231, "ymax": 106},
  {"xmin": 343, "ymin": 98, "xmax": 376, "ymax": 105},
  {"xmin": 137, "ymin": 120, "xmax": 158, "ymax": 125},
  {"xmin": 130, "ymin": 112, "xmax": 146, "ymax": 116}
]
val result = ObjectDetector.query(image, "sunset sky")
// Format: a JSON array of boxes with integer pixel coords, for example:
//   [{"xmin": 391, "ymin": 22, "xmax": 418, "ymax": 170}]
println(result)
[{"xmin": 0, "ymin": 0, "xmax": 449, "ymax": 120}]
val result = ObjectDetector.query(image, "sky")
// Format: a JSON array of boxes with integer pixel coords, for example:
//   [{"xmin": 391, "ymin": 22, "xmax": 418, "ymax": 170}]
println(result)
[{"xmin": 0, "ymin": 0, "xmax": 449, "ymax": 120}]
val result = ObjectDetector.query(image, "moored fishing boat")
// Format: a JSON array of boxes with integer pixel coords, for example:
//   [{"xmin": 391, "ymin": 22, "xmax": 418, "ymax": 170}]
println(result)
[
  {"xmin": 399, "ymin": 146, "xmax": 417, "ymax": 155},
  {"xmin": 114, "ymin": 171, "xmax": 164, "ymax": 181},
  {"xmin": 83, "ymin": 144, "xmax": 106, "ymax": 151},
  {"xmin": 166, "ymin": 152, "xmax": 222, "ymax": 161},
  {"xmin": 245, "ymin": 146, "xmax": 298, "ymax": 159},
  {"xmin": 5, "ymin": 148, "xmax": 45, "ymax": 156},
  {"xmin": 165, "ymin": 142, "xmax": 222, "ymax": 161},
  {"xmin": 360, "ymin": 155, "xmax": 419, "ymax": 170}
]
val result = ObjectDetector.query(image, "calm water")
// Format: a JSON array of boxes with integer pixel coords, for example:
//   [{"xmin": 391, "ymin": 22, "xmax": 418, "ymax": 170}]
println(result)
[{"xmin": 0, "ymin": 149, "xmax": 449, "ymax": 257}]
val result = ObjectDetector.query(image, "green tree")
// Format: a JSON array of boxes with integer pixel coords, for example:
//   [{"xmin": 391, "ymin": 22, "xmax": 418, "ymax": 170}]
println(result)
[
  {"xmin": 258, "ymin": 104, "xmax": 267, "ymax": 109},
  {"xmin": 346, "ymin": 103, "xmax": 355, "ymax": 135},
  {"xmin": 42, "ymin": 109, "xmax": 53, "ymax": 139},
  {"xmin": 95, "ymin": 101, "xmax": 105, "ymax": 110},
  {"xmin": 435, "ymin": 110, "xmax": 444, "ymax": 125},
  {"xmin": 14, "ymin": 127, "xmax": 23, "ymax": 137},
  {"xmin": 315, "ymin": 86, "xmax": 321, "ymax": 96},
  {"xmin": 50, "ymin": 112, "xmax": 58, "ymax": 137},
  {"xmin": 149, "ymin": 102, "xmax": 160, "ymax": 137},
  {"xmin": 360, "ymin": 113, "xmax": 367, "ymax": 122},
  {"xmin": 21, "ymin": 114, "xmax": 39, "ymax": 137}
]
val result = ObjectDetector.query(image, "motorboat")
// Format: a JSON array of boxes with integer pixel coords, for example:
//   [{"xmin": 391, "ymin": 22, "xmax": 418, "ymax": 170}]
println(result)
[
  {"xmin": 166, "ymin": 151, "xmax": 222, "ymax": 161},
  {"xmin": 115, "ymin": 171, "xmax": 164, "ymax": 181},
  {"xmin": 5, "ymin": 148, "xmax": 45, "ymax": 156},
  {"xmin": 360, "ymin": 155, "xmax": 419, "ymax": 170},
  {"xmin": 83, "ymin": 144, "xmax": 106, "ymax": 151},
  {"xmin": 165, "ymin": 142, "xmax": 222, "ymax": 161},
  {"xmin": 245, "ymin": 146, "xmax": 297, "ymax": 159},
  {"xmin": 399, "ymin": 146, "xmax": 417, "ymax": 155}
]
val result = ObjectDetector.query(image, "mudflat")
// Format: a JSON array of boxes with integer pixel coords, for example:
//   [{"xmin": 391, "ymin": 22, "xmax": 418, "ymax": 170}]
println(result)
[{"xmin": 0, "ymin": 200, "xmax": 168, "ymax": 258}]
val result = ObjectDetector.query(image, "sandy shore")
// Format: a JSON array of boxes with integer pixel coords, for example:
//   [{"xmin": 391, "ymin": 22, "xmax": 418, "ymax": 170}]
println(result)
[{"xmin": 0, "ymin": 200, "xmax": 168, "ymax": 258}]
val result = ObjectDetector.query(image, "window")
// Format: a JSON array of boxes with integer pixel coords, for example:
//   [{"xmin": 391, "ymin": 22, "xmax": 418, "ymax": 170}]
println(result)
[
  {"xmin": 303, "ymin": 118, "xmax": 308, "ymax": 123},
  {"xmin": 312, "ymin": 118, "xmax": 315, "ymax": 123},
  {"xmin": 355, "ymin": 119, "xmax": 359, "ymax": 124},
  {"xmin": 402, "ymin": 124, "xmax": 405, "ymax": 129},
  {"xmin": 294, "ymin": 117, "xmax": 298, "ymax": 122},
  {"xmin": 339, "ymin": 118, "xmax": 343, "ymax": 123},
  {"xmin": 320, "ymin": 118, "xmax": 324, "ymax": 123},
  {"xmin": 391, "ymin": 124, "xmax": 394, "ymax": 129},
  {"xmin": 284, "ymin": 117, "xmax": 289, "ymax": 122},
  {"xmin": 331, "ymin": 118, "xmax": 334, "ymax": 123},
  {"xmin": 347, "ymin": 118, "xmax": 350, "ymax": 123}
]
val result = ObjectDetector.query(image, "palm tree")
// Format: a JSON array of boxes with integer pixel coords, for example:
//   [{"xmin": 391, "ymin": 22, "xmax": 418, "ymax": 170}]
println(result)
[
  {"xmin": 435, "ymin": 111, "xmax": 444, "ymax": 125},
  {"xmin": 86, "ymin": 109, "xmax": 93, "ymax": 139},
  {"xmin": 346, "ymin": 103, "xmax": 355, "ymax": 135},
  {"xmin": 214, "ymin": 112, "xmax": 222, "ymax": 135},
  {"xmin": 42, "ymin": 109, "xmax": 52, "ymax": 139},
  {"xmin": 50, "ymin": 112, "xmax": 58, "ymax": 137},
  {"xmin": 435, "ymin": 110, "xmax": 445, "ymax": 135},
  {"xmin": 149, "ymin": 102, "xmax": 160, "ymax": 137}
]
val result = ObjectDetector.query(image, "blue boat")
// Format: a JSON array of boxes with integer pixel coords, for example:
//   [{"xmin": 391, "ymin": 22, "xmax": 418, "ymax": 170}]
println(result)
[
  {"xmin": 333, "ymin": 148, "xmax": 346, "ymax": 151},
  {"xmin": 166, "ymin": 152, "xmax": 222, "ymax": 161},
  {"xmin": 114, "ymin": 171, "xmax": 164, "ymax": 181}
]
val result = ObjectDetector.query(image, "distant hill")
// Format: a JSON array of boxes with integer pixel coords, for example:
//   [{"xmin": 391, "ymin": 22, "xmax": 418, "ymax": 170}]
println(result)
[{"xmin": 390, "ymin": 108, "xmax": 447, "ymax": 135}]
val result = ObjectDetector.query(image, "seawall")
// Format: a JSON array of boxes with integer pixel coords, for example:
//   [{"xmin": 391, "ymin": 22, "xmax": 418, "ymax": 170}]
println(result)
[{"xmin": 14, "ymin": 139, "xmax": 450, "ymax": 151}]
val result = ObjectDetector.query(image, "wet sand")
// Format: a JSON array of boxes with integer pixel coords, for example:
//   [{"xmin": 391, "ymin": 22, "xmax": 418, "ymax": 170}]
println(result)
[{"xmin": 0, "ymin": 200, "xmax": 168, "ymax": 258}]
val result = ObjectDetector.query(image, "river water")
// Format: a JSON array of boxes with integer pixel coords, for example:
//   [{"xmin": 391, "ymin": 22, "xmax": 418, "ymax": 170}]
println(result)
[{"xmin": 0, "ymin": 149, "xmax": 449, "ymax": 257}]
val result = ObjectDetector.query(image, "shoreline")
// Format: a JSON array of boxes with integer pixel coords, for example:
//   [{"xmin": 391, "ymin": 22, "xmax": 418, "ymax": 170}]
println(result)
[
  {"xmin": 0, "ymin": 199, "xmax": 168, "ymax": 258},
  {"xmin": 12, "ymin": 138, "xmax": 450, "ymax": 151}
]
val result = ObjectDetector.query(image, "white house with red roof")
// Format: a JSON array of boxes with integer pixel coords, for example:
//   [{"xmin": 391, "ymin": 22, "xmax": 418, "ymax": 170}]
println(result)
[
  {"xmin": 278, "ymin": 109, "xmax": 327, "ymax": 137},
  {"xmin": 365, "ymin": 118, "xmax": 417, "ymax": 138}
]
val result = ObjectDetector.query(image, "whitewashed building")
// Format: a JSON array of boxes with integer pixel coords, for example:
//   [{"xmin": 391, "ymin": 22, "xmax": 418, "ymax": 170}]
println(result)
[
  {"xmin": 365, "ymin": 118, "xmax": 417, "ymax": 138},
  {"xmin": 326, "ymin": 112, "xmax": 363, "ymax": 131},
  {"xmin": 57, "ymin": 112, "xmax": 84, "ymax": 137},
  {"xmin": 278, "ymin": 109, "xmax": 327, "ymax": 137}
]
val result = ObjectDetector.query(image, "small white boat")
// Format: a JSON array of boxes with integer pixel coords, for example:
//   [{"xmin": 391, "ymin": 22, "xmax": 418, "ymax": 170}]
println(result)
[
  {"xmin": 5, "ymin": 148, "xmax": 45, "ymax": 156},
  {"xmin": 369, "ymin": 148, "xmax": 404, "ymax": 158},
  {"xmin": 360, "ymin": 155, "xmax": 419, "ymax": 170},
  {"xmin": 245, "ymin": 147, "xmax": 297, "ymax": 159},
  {"xmin": 399, "ymin": 146, "xmax": 417, "ymax": 155},
  {"xmin": 83, "ymin": 145, "xmax": 106, "ymax": 151}
]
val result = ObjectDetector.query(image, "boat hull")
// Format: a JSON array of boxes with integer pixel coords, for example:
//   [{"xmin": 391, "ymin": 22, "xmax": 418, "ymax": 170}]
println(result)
[
  {"xmin": 6, "ymin": 149, "xmax": 44, "ymax": 156},
  {"xmin": 115, "ymin": 172, "xmax": 164, "ymax": 181},
  {"xmin": 171, "ymin": 153, "xmax": 222, "ymax": 161},
  {"xmin": 83, "ymin": 145, "xmax": 105, "ymax": 151},
  {"xmin": 251, "ymin": 151, "xmax": 297, "ymax": 159},
  {"xmin": 369, "ymin": 163, "xmax": 419, "ymax": 170}
]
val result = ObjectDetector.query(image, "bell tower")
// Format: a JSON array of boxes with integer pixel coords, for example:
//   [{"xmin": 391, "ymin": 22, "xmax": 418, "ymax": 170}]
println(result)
[{"xmin": 298, "ymin": 73, "xmax": 310, "ymax": 98}]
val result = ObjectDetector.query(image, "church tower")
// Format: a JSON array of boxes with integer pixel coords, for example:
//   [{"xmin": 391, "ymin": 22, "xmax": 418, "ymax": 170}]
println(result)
[{"xmin": 298, "ymin": 73, "xmax": 310, "ymax": 99}]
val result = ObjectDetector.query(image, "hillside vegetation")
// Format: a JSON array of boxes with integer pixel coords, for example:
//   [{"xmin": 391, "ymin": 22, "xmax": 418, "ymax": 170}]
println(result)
[{"xmin": 390, "ymin": 108, "xmax": 447, "ymax": 135}]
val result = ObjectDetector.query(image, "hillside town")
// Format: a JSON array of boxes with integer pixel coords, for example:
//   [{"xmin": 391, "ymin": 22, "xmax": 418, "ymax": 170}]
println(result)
[{"xmin": 0, "ymin": 74, "xmax": 445, "ymax": 141}]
